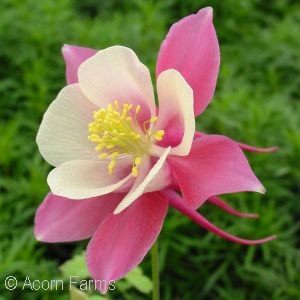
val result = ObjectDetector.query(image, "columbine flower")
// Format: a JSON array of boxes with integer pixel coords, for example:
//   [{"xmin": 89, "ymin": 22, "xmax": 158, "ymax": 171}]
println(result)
[{"xmin": 34, "ymin": 7, "xmax": 276, "ymax": 293}]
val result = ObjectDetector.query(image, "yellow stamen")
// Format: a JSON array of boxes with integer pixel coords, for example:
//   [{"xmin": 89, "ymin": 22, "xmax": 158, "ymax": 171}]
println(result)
[
  {"xmin": 154, "ymin": 130, "xmax": 165, "ymax": 141},
  {"xmin": 111, "ymin": 152, "xmax": 119, "ymax": 159},
  {"xmin": 108, "ymin": 160, "xmax": 116, "ymax": 175},
  {"xmin": 134, "ymin": 156, "xmax": 142, "ymax": 166},
  {"xmin": 99, "ymin": 153, "xmax": 109, "ymax": 159},
  {"xmin": 132, "ymin": 166, "xmax": 139, "ymax": 177},
  {"xmin": 114, "ymin": 100, "xmax": 119, "ymax": 110},
  {"xmin": 149, "ymin": 117, "xmax": 158, "ymax": 123},
  {"xmin": 88, "ymin": 102, "xmax": 165, "ymax": 176}
]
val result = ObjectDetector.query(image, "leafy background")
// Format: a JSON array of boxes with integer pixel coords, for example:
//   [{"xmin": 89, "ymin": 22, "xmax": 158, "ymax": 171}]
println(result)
[{"xmin": 0, "ymin": 0, "xmax": 300, "ymax": 299}]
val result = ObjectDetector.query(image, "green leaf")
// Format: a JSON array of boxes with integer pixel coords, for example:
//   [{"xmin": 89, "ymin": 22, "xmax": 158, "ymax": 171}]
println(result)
[
  {"xmin": 115, "ymin": 280, "xmax": 131, "ymax": 293},
  {"xmin": 88, "ymin": 296, "xmax": 107, "ymax": 300},
  {"xmin": 70, "ymin": 284, "xmax": 106, "ymax": 300},
  {"xmin": 60, "ymin": 252, "xmax": 90, "ymax": 279},
  {"xmin": 124, "ymin": 267, "xmax": 153, "ymax": 294},
  {"xmin": 70, "ymin": 286, "xmax": 88, "ymax": 300}
]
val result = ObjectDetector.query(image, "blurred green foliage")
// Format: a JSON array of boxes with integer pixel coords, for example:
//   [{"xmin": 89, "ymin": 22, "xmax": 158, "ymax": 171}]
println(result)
[
  {"xmin": 0, "ymin": 0, "xmax": 299, "ymax": 299},
  {"xmin": 60, "ymin": 252, "xmax": 152, "ymax": 299}
]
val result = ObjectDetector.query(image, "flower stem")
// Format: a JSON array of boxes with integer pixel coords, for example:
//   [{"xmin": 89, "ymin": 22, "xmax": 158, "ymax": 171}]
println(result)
[{"xmin": 151, "ymin": 240, "xmax": 160, "ymax": 300}]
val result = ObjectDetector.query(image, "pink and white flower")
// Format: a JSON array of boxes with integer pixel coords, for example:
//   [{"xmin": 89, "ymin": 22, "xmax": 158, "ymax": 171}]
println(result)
[{"xmin": 34, "ymin": 7, "xmax": 276, "ymax": 293}]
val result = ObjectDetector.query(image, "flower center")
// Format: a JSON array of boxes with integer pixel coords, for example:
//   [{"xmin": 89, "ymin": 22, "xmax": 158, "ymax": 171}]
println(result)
[{"xmin": 88, "ymin": 101, "xmax": 164, "ymax": 177}]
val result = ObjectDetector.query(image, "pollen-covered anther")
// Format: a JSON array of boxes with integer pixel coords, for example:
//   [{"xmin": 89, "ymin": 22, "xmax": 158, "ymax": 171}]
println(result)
[
  {"xmin": 154, "ymin": 130, "xmax": 165, "ymax": 141},
  {"xmin": 88, "ymin": 101, "xmax": 165, "ymax": 176}
]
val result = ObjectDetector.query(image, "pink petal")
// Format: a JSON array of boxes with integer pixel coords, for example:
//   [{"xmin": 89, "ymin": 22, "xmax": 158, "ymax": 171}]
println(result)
[
  {"xmin": 194, "ymin": 131, "xmax": 204, "ymax": 139},
  {"xmin": 237, "ymin": 142, "xmax": 278, "ymax": 153},
  {"xmin": 208, "ymin": 196, "xmax": 258, "ymax": 218},
  {"xmin": 156, "ymin": 7, "xmax": 220, "ymax": 116},
  {"xmin": 62, "ymin": 44, "xmax": 97, "ymax": 84},
  {"xmin": 194, "ymin": 131, "xmax": 278, "ymax": 153},
  {"xmin": 166, "ymin": 189, "xmax": 276, "ymax": 245},
  {"xmin": 34, "ymin": 192, "xmax": 122, "ymax": 243},
  {"xmin": 168, "ymin": 135, "xmax": 265, "ymax": 209},
  {"xmin": 86, "ymin": 192, "xmax": 168, "ymax": 293}
]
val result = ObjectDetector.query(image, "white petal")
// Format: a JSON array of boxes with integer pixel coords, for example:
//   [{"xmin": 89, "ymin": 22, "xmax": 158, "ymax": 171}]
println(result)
[
  {"xmin": 48, "ymin": 158, "xmax": 132, "ymax": 199},
  {"xmin": 78, "ymin": 46, "xmax": 155, "ymax": 119},
  {"xmin": 36, "ymin": 84, "xmax": 98, "ymax": 167},
  {"xmin": 144, "ymin": 159, "xmax": 172, "ymax": 193},
  {"xmin": 155, "ymin": 69, "xmax": 195, "ymax": 156},
  {"xmin": 114, "ymin": 147, "xmax": 171, "ymax": 214}
]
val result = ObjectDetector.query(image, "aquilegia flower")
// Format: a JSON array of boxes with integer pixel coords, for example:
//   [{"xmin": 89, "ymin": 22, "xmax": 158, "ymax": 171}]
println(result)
[{"xmin": 34, "ymin": 7, "xmax": 276, "ymax": 293}]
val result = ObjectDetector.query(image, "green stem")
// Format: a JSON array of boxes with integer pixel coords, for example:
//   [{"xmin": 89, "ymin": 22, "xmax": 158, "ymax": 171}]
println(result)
[{"xmin": 151, "ymin": 240, "xmax": 160, "ymax": 300}]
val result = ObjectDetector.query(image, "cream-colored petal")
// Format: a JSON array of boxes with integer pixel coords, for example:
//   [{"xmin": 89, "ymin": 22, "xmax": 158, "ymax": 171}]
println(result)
[
  {"xmin": 47, "ymin": 158, "xmax": 132, "ymax": 199},
  {"xmin": 144, "ymin": 159, "xmax": 172, "ymax": 193},
  {"xmin": 113, "ymin": 147, "xmax": 171, "ymax": 214},
  {"xmin": 36, "ymin": 84, "xmax": 98, "ymax": 167},
  {"xmin": 154, "ymin": 69, "xmax": 195, "ymax": 156},
  {"xmin": 78, "ymin": 46, "xmax": 155, "ymax": 119}
]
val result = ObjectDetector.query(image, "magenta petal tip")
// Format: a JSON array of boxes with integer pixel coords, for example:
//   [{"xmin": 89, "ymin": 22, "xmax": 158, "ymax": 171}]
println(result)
[
  {"xmin": 264, "ymin": 146, "xmax": 279, "ymax": 152},
  {"xmin": 241, "ymin": 212, "xmax": 259, "ymax": 219},
  {"xmin": 232, "ymin": 234, "xmax": 277, "ymax": 246},
  {"xmin": 208, "ymin": 196, "xmax": 259, "ymax": 219},
  {"xmin": 167, "ymin": 189, "xmax": 276, "ymax": 246},
  {"xmin": 259, "ymin": 185, "xmax": 267, "ymax": 194},
  {"xmin": 201, "ymin": 6, "xmax": 213, "ymax": 14},
  {"xmin": 203, "ymin": 6, "xmax": 213, "ymax": 18},
  {"xmin": 61, "ymin": 44, "xmax": 73, "ymax": 54},
  {"xmin": 239, "ymin": 143, "xmax": 279, "ymax": 153},
  {"xmin": 253, "ymin": 235, "xmax": 277, "ymax": 244}
]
